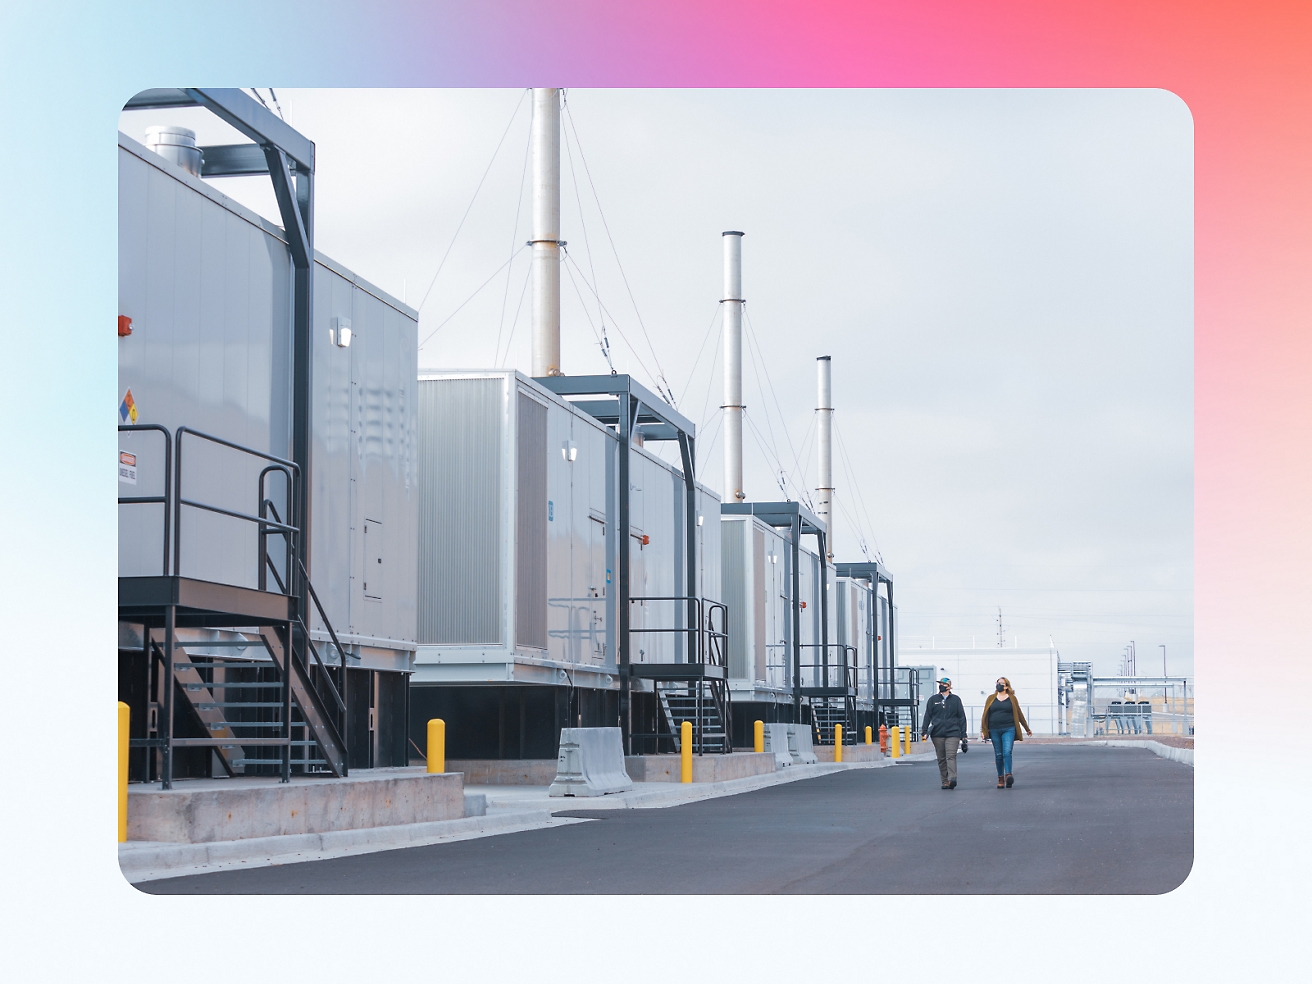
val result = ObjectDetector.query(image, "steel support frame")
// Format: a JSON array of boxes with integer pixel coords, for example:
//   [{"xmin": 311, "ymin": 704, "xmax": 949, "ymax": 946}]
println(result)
[
  {"xmin": 834, "ymin": 560, "xmax": 896, "ymax": 727},
  {"xmin": 122, "ymin": 89, "xmax": 326, "ymax": 771},
  {"xmin": 535, "ymin": 375, "xmax": 699, "ymax": 756},
  {"xmin": 722, "ymin": 501, "xmax": 831, "ymax": 721},
  {"xmin": 122, "ymin": 87, "xmax": 316, "ymax": 615}
]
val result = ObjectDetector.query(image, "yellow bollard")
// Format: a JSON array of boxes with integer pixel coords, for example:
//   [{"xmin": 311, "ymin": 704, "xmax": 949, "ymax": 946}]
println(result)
[
  {"xmin": 681, "ymin": 720, "xmax": 693, "ymax": 783},
  {"xmin": 754, "ymin": 719, "xmax": 765, "ymax": 753},
  {"xmin": 904, "ymin": 725, "xmax": 912, "ymax": 756},
  {"xmin": 865, "ymin": 725, "xmax": 873, "ymax": 745},
  {"xmin": 890, "ymin": 725, "xmax": 901, "ymax": 758},
  {"xmin": 118, "ymin": 701, "xmax": 130, "ymax": 843},
  {"xmin": 427, "ymin": 718, "xmax": 445, "ymax": 774},
  {"xmin": 834, "ymin": 725, "xmax": 843, "ymax": 762}
]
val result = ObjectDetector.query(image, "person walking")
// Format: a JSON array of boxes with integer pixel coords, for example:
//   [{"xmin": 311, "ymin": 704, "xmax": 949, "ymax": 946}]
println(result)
[
  {"xmin": 921, "ymin": 676, "xmax": 967, "ymax": 790},
  {"xmin": 980, "ymin": 676, "xmax": 1033, "ymax": 789}
]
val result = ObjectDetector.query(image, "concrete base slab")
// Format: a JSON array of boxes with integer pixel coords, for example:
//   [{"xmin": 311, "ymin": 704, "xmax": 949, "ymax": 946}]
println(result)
[
  {"xmin": 624, "ymin": 751, "xmax": 777, "ymax": 782},
  {"xmin": 445, "ymin": 759, "xmax": 558, "ymax": 785},
  {"xmin": 127, "ymin": 768, "xmax": 465, "ymax": 843},
  {"xmin": 814, "ymin": 743, "xmax": 884, "ymax": 763}
]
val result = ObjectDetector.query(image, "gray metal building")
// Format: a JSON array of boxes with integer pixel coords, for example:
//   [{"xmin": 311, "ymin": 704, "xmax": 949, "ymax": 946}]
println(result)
[
  {"xmin": 117, "ymin": 90, "xmax": 417, "ymax": 785},
  {"xmin": 410, "ymin": 370, "xmax": 723, "ymax": 760}
]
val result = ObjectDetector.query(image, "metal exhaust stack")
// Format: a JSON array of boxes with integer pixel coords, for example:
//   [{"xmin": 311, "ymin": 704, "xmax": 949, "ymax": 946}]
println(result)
[
  {"xmin": 145, "ymin": 125, "xmax": 203, "ymax": 177},
  {"xmin": 816, "ymin": 355, "xmax": 834, "ymax": 560},
  {"xmin": 531, "ymin": 88, "xmax": 562, "ymax": 377},
  {"xmin": 722, "ymin": 231, "xmax": 745, "ymax": 501}
]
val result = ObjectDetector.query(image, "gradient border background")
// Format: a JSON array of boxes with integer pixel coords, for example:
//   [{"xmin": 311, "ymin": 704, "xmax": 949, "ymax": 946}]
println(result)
[{"xmin": 1, "ymin": 0, "xmax": 1307, "ymax": 975}]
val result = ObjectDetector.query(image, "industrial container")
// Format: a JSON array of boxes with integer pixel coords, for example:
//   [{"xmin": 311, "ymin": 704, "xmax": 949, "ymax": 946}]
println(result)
[
  {"xmin": 117, "ymin": 128, "xmax": 417, "ymax": 772},
  {"xmin": 117, "ymin": 131, "xmax": 417, "ymax": 662},
  {"xmin": 412, "ymin": 369, "xmax": 720, "ymax": 679},
  {"xmin": 410, "ymin": 370, "xmax": 721, "ymax": 759}
]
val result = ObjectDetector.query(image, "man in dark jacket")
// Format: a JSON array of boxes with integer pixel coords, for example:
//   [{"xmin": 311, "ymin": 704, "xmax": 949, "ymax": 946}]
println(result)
[{"xmin": 921, "ymin": 676, "xmax": 967, "ymax": 789}]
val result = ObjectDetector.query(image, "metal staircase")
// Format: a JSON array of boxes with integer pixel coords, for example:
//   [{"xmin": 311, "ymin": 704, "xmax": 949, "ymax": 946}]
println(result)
[
  {"xmin": 658, "ymin": 683, "xmax": 731, "ymax": 754},
  {"xmin": 629, "ymin": 596, "xmax": 733, "ymax": 755},
  {"xmin": 810, "ymin": 698, "xmax": 856, "ymax": 746},
  {"xmin": 119, "ymin": 424, "xmax": 350, "ymax": 787}
]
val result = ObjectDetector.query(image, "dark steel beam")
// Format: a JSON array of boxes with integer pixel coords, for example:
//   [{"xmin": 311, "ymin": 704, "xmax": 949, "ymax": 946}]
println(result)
[
  {"xmin": 123, "ymin": 88, "xmax": 315, "ymax": 173},
  {"xmin": 199, "ymin": 143, "xmax": 269, "ymax": 177}
]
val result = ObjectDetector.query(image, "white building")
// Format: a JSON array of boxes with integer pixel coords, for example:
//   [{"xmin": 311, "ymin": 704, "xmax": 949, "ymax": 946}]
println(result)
[{"xmin": 898, "ymin": 646, "xmax": 1060, "ymax": 736}]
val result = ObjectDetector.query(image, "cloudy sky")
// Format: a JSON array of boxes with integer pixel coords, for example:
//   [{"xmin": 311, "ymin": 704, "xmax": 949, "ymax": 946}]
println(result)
[{"xmin": 121, "ymin": 88, "xmax": 1193, "ymax": 675}]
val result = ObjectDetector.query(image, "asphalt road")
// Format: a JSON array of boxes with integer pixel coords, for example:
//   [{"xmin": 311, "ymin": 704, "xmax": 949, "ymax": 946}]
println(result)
[{"xmin": 143, "ymin": 745, "xmax": 1193, "ymax": 895}]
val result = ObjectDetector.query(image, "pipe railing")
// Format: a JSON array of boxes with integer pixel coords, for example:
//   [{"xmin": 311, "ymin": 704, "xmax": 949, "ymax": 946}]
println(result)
[{"xmin": 117, "ymin": 424, "xmax": 173, "ymax": 575}]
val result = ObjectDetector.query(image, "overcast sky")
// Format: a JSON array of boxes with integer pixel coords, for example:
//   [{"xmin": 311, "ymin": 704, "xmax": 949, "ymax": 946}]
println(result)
[{"xmin": 121, "ymin": 88, "xmax": 1194, "ymax": 675}]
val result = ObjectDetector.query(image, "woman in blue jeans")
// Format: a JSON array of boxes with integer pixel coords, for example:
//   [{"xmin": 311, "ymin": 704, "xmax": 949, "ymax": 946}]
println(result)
[{"xmin": 980, "ymin": 676, "xmax": 1033, "ymax": 789}]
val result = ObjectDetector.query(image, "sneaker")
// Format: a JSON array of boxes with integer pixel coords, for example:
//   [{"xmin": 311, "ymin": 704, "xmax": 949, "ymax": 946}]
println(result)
[
  {"xmin": 1005, "ymin": 773, "xmax": 1014, "ymax": 788},
  {"xmin": 948, "ymin": 779, "xmax": 957, "ymax": 789}
]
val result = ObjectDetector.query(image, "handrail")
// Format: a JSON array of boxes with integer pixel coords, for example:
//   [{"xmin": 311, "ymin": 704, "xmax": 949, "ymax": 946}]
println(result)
[
  {"xmin": 297, "ymin": 556, "xmax": 350, "ymax": 719},
  {"xmin": 798, "ymin": 642, "xmax": 859, "ymax": 690},
  {"xmin": 118, "ymin": 424, "xmax": 173, "ymax": 575},
  {"xmin": 629, "ymin": 595, "xmax": 728, "ymax": 667},
  {"xmin": 173, "ymin": 426, "xmax": 299, "ymax": 590}
]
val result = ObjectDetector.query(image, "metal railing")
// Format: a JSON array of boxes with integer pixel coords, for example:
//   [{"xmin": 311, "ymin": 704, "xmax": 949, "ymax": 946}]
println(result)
[
  {"xmin": 798, "ymin": 643, "xmax": 858, "ymax": 691},
  {"xmin": 628, "ymin": 596, "xmax": 729, "ymax": 668},
  {"xmin": 118, "ymin": 424, "xmax": 173, "ymax": 575},
  {"xmin": 119, "ymin": 424, "xmax": 350, "ymax": 777},
  {"xmin": 174, "ymin": 426, "xmax": 299, "ymax": 594}
]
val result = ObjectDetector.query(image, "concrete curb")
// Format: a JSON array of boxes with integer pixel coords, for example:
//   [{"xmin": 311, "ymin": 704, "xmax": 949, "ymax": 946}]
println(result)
[
  {"xmin": 121, "ymin": 757, "xmax": 903, "ymax": 883},
  {"xmin": 1072, "ymin": 739, "xmax": 1194, "ymax": 767},
  {"xmin": 551, "ymin": 756, "xmax": 898, "ymax": 811},
  {"xmin": 119, "ymin": 810, "xmax": 588, "ymax": 884}
]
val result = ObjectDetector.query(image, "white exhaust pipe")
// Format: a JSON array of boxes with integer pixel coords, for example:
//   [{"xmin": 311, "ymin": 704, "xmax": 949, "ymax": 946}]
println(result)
[
  {"xmin": 531, "ymin": 88, "xmax": 561, "ymax": 377},
  {"xmin": 722, "ymin": 232, "xmax": 745, "ymax": 502},
  {"xmin": 816, "ymin": 355, "xmax": 834, "ymax": 560}
]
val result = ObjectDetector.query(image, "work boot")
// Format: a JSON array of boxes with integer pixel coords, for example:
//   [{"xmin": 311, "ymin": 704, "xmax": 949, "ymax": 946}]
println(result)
[
  {"xmin": 1005, "ymin": 773, "xmax": 1014, "ymax": 788},
  {"xmin": 948, "ymin": 779, "xmax": 957, "ymax": 789},
  {"xmin": 996, "ymin": 776, "xmax": 1005, "ymax": 789}
]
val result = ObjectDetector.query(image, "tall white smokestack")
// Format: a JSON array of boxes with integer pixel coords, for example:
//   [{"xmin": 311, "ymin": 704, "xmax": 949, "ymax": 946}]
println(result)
[
  {"xmin": 722, "ymin": 232, "xmax": 745, "ymax": 502},
  {"xmin": 531, "ymin": 88, "xmax": 561, "ymax": 377},
  {"xmin": 816, "ymin": 355, "xmax": 834, "ymax": 560}
]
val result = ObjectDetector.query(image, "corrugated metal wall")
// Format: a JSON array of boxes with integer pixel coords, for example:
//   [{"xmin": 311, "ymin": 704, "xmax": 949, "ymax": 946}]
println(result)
[
  {"xmin": 722, "ymin": 519, "xmax": 748, "ymax": 679},
  {"xmin": 417, "ymin": 377, "xmax": 504, "ymax": 644},
  {"xmin": 515, "ymin": 392, "xmax": 548, "ymax": 650}
]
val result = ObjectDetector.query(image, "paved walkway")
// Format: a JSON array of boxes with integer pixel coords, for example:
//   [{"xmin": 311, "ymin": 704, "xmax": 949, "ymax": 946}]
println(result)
[{"xmin": 142, "ymin": 744, "xmax": 1192, "ymax": 895}]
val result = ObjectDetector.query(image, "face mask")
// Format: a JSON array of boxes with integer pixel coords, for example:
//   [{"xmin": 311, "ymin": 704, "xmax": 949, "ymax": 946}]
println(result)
[
  {"xmin": 939, "ymin": 684, "xmax": 948, "ymax": 693},
  {"xmin": 996, "ymin": 683, "xmax": 1005, "ymax": 692}
]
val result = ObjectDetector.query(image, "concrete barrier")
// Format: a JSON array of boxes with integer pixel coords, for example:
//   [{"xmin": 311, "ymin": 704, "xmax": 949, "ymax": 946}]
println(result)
[
  {"xmin": 126, "ymin": 768, "xmax": 465, "ymax": 843},
  {"xmin": 763, "ymin": 723, "xmax": 793, "ymax": 768},
  {"xmin": 625, "ymin": 751, "xmax": 776, "ymax": 783},
  {"xmin": 549, "ymin": 727, "xmax": 635, "ymax": 797},
  {"xmin": 787, "ymin": 723, "xmax": 819, "ymax": 765}
]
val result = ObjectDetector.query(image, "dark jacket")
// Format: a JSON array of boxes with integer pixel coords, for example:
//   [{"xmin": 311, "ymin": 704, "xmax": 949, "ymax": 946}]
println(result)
[
  {"xmin": 980, "ymin": 692, "xmax": 1032, "ymax": 741},
  {"xmin": 921, "ymin": 692, "xmax": 967, "ymax": 738}
]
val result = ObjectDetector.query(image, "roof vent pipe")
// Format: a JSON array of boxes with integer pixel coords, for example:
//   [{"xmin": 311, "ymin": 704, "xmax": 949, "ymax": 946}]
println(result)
[
  {"xmin": 816, "ymin": 355, "xmax": 834, "ymax": 560},
  {"xmin": 144, "ymin": 125, "xmax": 203, "ymax": 177},
  {"xmin": 531, "ymin": 88, "xmax": 562, "ymax": 377},
  {"xmin": 722, "ymin": 231, "xmax": 746, "ymax": 502}
]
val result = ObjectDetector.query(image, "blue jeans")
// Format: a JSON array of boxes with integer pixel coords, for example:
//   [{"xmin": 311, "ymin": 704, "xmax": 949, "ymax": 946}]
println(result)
[{"xmin": 990, "ymin": 727, "xmax": 1016, "ymax": 776}]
